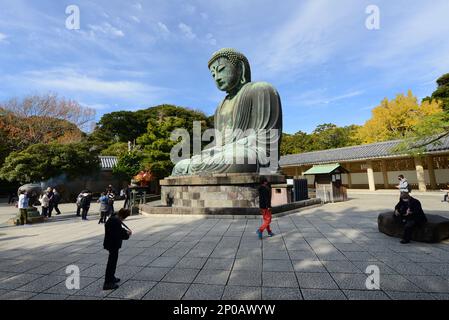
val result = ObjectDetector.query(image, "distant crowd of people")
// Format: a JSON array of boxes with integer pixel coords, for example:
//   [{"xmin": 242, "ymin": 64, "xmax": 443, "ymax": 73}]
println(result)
[{"xmin": 15, "ymin": 184, "xmax": 132, "ymax": 225}]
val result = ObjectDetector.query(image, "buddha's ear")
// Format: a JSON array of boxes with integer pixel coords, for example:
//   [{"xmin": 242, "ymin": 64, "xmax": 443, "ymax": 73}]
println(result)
[{"xmin": 240, "ymin": 61, "xmax": 247, "ymax": 84}]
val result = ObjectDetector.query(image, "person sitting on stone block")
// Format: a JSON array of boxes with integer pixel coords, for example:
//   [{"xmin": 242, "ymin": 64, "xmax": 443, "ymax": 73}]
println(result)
[{"xmin": 394, "ymin": 193, "xmax": 427, "ymax": 244}]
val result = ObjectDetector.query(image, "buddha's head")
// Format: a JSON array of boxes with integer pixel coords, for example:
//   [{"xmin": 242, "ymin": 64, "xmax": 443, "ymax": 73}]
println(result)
[{"xmin": 208, "ymin": 48, "xmax": 251, "ymax": 94}]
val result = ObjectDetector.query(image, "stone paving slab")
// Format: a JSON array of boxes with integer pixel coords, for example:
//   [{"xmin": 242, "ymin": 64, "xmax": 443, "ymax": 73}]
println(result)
[
  {"xmin": 107, "ymin": 280, "xmax": 157, "ymax": 300},
  {"xmin": 262, "ymin": 287, "xmax": 303, "ymax": 300},
  {"xmin": 301, "ymin": 289, "xmax": 347, "ymax": 300},
  {"xmin": 142, "ymin": 282, "xmax": 189, "ymax": 300},
  {"xmin": 182, "ymin": 284, "xmax": 225, "ymax": 300},
  {"xmin": 343, "ymin": 290, "xmax": 390, "ymax": 300},
  {"xmin": 222, "ymin": 286, "xmax": 261, "ymax": 300},
  {"xmin": 1, "ymin": 194, "xmax": 449, "ymax": 300}
]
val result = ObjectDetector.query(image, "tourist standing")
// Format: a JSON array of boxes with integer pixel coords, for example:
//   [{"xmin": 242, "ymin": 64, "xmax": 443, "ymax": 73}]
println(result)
[
  {"xmin": 103, "ymin": 208, "xmax": 132, "ymax": 290},
  {"xmin": 46, "ymin": 187, "xmax": 54, "ymax": 218},
  {"xmin": 256, "ymin": 177, "xmax": 274, "ymax": 239},
  {"xmin": 50, "ymin": 188, "xmax": 62, "ymax": 216},
  {"xmin": 98, "ymin": 192, "xmax": 109, "ymax": 224},
  {"xmin": 17, "ymin": 191, "xmax": 29, "ymax": 225},
  {"xmin": 39, "ymin": 191, "xmax": 50, "ymax": 218},
  {"xmin": 396, "ymin": 175, "xmax": 410, "ymax": 195},
  {"xmin": 80, "ymin": 190, "xmax": 92, "ymax": 221},
  {"xmin": 394, "ymin": 193, "xmax": 427, "ymax": 244},
  {"xmin": 123, "ymin": 184, "xmax": 131, "ymax": 209},
  {"xmin": 8, "ymin": 190, "xmax": 16, "ymax": 205},
  {"xmin": 106, "ymin": 186, "xmax": 116, "ymax": 216}
]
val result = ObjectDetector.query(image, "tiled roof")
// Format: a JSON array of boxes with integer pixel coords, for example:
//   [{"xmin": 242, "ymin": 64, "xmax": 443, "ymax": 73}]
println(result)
[
  {"xmin": 99, "ymin": 156, "xmax": 118, "ymax": 170},
  {"xmin": 280, "ymin": 136, "xmax": 449, "ymax": 167}
]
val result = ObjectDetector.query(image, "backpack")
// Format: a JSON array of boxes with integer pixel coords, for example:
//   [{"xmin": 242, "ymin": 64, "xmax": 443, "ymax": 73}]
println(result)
[
  {"xmin": 80, "ymin": 195, "xmax": 89, "ymax": 207},
  {"xmin": 407, "ymin": 184, "xmax": 412, "ymax": 193}
]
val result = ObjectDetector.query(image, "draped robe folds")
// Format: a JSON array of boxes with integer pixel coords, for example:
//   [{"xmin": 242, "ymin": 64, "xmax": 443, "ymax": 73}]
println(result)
[{"xmin": 171, "ymin": 82, "xmax": 283, "ymax": 176}]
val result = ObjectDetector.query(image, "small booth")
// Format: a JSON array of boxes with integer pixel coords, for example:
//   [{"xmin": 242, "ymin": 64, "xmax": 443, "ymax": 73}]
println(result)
[{"xmin": 304, "ymin": 163, "xmax": 348, "ymax": 203}]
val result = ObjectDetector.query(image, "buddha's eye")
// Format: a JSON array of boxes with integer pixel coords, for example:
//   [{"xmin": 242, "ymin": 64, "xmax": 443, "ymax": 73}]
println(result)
[{"xmin": 218, "ymin": 65, "xmax": 225, "ymax": 72}]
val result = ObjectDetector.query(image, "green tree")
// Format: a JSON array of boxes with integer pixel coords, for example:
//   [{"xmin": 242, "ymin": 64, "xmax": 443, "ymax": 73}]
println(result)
[
  {"xmin": 0, "ymin": 143, "xmax": 100, "ymax": 184},
  {"xmin": 113, "ymin": 150, "xmax": 144, "ymax": 180},
  {"xmin": 424, "ymin": 73, "xmax": 449, "ymax": 112},
  {"xmin": 90, "ymin": 111, "xmax": 148, "ymax": 145},
  {"xmin": 130, "ymin": 105, "xmax": 211, "ymax": 179},
  {"xmin": 309, "ymin": 123, "xmax": 361, "ymax": 151},
  {"xmin": 100, "ymin": 142, "xmax": 129, "ymax": 156},
  {"xmin": 280, "ymin": 131, "xmax": 311, "ymax": 155}
]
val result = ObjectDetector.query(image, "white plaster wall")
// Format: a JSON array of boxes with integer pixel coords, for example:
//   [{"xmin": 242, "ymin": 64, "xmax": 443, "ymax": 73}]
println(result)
[
  {"xmin": 298, "ymin": 168, "xmax": 449, "ymax": 188},
  {"xmin": 349, "ymin": 173, "xmax": 369, "ymax": 185},
  {"xmin": 435, "ymin": 169, "xmax": 449, "ymax": 184}
]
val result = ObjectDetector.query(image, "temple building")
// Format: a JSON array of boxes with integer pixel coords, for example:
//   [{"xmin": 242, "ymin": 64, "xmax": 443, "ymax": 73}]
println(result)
[{"xmin": 280, "ymin": 137, "xmax": 449, "ymax": 192}]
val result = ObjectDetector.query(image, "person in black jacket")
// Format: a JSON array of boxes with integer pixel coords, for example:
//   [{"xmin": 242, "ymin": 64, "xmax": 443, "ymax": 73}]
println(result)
[
  {"xmin": 49, "ymin": 188, "xmax": 62, "ymax": 216},
  {"xmin": 103, "ymin": 208, "xmax": 132, "ymax": 290},
  {"xmin": 394, "ymin": 193, "xmax": 427, "ymax": 244},
  {"xmin": 256, "ymin": 177, "xmax": 274, "ymax": 239},
  {"xmin": 80, "ymin": 191, "xmax": 92, "ymax": 221}
]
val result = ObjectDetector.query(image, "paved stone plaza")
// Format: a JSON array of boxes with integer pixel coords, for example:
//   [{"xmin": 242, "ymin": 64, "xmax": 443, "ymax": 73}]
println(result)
[{"xmin": 0, "ymin": 193, "xmax": 448, "ymax": 300}]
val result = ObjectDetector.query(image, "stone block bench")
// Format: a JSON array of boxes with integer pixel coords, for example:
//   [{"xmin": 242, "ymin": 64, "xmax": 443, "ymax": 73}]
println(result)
[{"xmin": 378, "ymin": 212, "xmax": 449, "ymax": 243}]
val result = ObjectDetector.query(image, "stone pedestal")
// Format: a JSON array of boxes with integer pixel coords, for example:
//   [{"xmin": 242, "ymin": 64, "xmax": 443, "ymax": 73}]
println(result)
[
  {"xmin": 161, "ymin": 173, "xmax": 286, "ymax": 209},
  {"xmin": 139, "ymin": 173, "xmax": 320, "ymax": 216}
]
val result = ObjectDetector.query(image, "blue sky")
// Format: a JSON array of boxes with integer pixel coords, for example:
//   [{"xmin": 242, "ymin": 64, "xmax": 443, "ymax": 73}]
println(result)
[{"xmin": 0, "ymin": 0, "xmax": 448, "ymax": 133}]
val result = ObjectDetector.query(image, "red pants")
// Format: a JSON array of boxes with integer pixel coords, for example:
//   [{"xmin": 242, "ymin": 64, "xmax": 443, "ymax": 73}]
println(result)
[{"xmin": 259, "ymin": 208, "xmax": 272, "ymax": 233}]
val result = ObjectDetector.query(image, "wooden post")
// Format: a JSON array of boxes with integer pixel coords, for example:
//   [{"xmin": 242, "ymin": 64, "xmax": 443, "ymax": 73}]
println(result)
[
  {"xmin": 426, "ymin": 156, "xmax": 437, "ymax": 190},
  {"xmin": 366, "ymin": 161, "xmax": 376, "ymax": 191},
  {"xmin": 381, "ymin": 160, "xmax": 389, "ymax": 189},
  {"xmin": 347, "ymin": 172, "xmax": 352, "ymax": 189},
  {"xmin": 414, "ymin": 157, "xmax": 427, "ymax": 192}
]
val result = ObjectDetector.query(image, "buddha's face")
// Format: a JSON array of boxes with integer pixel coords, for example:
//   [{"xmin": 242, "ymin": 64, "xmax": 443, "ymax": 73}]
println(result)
[{"xmin": 209, "ymin": 57, "xmax": 242, "ymax": 93}]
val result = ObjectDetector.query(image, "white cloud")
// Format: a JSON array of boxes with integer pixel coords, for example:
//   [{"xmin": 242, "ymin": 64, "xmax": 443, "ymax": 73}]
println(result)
[
  {"xmin": 157, "ymin": 22, "xmax": 170, "ymax": 35},
  {"xmin": 183, "ymin": 4, "xmax": 196, "ymax": 14},
  {"xmin": 178, "ymin": 23, "xmax": 196, "ymax": 40},
  {"xmin": 206, "ymin": 33, "xmax": 217, "ymax": 46},
  {"xmin": 0, "ymin": 32, "xmax": 8, "ymax": 42},
  {"xmin": 88, "ymin": 23, "xmax": 125, "ymax": 38},
  {"xmin": 290, "ymin": 90, "xmax": 364, "ymax": 107},
  {"xmin": 130, "ymin": 16, "xmax": 140, "ymax": 23},
  {"xmin": 133, "ymin": 3, "xmax": 143, "ymax": 11},
  {"xmin": 17, "ymin": 69, "xmax": 164, "ymax": 99},
  {"xmin": 362, "ymin": 2, "xmax": 449, "ymax": 71},
  {"xmin": 253, "ymin": 0, "xmax": 358, "ymax": 75}
]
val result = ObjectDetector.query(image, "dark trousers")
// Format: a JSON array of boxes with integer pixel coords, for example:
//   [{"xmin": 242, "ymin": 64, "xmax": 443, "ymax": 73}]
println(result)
[
  {"xmin": 99, "ymin": 211, "xmax": 108, "ymax": 223},
  {"xmin": 42, "ymin": 207, "xmax": 48, "ymax": 217},
  {"xmin": 403, "ymin": 220, "xmax": 417, "ymax": 242},
  {"xmin": 394, "ymin": 215, "xmax": 417, "ymax": 242},
  {"xmin": 49, "ymin": 204, "xmax": 61, "ymax": 216},
  {"xmin": 444, "ymin": 194, "xmax": 448, "ymax": 202},
  {"xmin": 76, "ymin": 205, "xmax": 81, "ymax": 216},
  {"xmin": 81, "ymin": 207, "xmax": 89, "ymax": 219},
  {"xmin": 124, "ymin": 198, "xmax": 129, "ymax": 209},
  {"xmin": 19, "ymin": 209, "xmax": 28, "ymax": 225},
  {"xmin": 105, "ymin": 249, "xmax": 119, "ymax": 284}
]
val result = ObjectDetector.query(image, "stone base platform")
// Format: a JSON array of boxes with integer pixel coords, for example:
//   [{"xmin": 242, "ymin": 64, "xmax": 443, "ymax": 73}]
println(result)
[
  {"xmin": 160, "ymin": 173, "xmax": 286, "ymax": 208},
  {"xmin": 140, "ymin": 198, "xmax": 321, "ymax": 217}
]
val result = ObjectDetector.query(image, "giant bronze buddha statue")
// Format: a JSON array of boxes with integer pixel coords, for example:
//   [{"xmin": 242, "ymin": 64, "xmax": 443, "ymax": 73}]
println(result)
[{"xmin": 172, "ymin": 48, "xmax": 282, "ymax": 176}]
